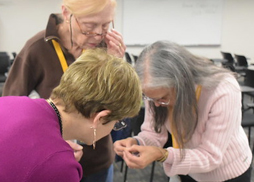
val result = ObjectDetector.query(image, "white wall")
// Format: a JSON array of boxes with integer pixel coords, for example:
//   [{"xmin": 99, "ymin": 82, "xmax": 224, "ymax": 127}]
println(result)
[
  {"xmin": 0, "ymin": 0, "xmax": 61, "ymax": 57},
  {"xmin": 1, "ymin": 0, "xmax": 254, "ymax": 63}
]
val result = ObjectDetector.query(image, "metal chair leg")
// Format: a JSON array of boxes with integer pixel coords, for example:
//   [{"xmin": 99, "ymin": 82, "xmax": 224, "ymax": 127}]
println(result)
[
  {"xmin": 150, "ymin": 161, "xmax": 156, "ymax": 182},
  {"xmin": 123, "ymin": 163, "xmax": 128, "ymax": 182},
  {"xmin": 120, "ymin": 160, "xmax": 124, "ymax": 172},
  {"xmin": 248, "ymin": 127, "xmax": 251, "ymax": 143}
]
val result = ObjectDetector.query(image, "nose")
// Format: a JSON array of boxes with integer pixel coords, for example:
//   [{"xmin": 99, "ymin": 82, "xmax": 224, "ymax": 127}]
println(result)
[{"xmin": 93, "ymin": 27, "xmax": 105, "ymax": 40}]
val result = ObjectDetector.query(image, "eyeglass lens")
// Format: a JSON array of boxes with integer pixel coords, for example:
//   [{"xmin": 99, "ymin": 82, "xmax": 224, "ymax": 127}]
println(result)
[
  {"xmin": 142, "ymin": 94, "xmax": 170, "ymax": 105},
  {"xmin": 113, "ymin": 120, "xmax": 127, "ymax": 131},
  {"xmin": 74, "ymin": 15, "xmax": 114, "ymax": 37}
]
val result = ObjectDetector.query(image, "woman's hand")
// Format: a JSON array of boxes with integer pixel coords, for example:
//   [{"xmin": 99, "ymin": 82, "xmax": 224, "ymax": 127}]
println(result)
[
  {"xmin": 66, "ymin": 140, "xmax": 83, "ymax": 162},
  {"xmin": 114, "ymin": 137, "xmax": 138, "ymax": 157},
  {"xmin": 122, "ymin": 145, "xmax": 164, "ymax": 169},
  {"xmin": 105, "ymin": 29, "xmax": 126, "ymax": 58}
]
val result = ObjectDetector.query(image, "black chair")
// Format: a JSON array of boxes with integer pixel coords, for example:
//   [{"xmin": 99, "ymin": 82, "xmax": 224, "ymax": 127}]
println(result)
[
  {"xmin": 220, "ymin": 51, "xmax": 235, "ymax": 65},
  {"xmin": 10, "ymin": 52, "xmax": 17, "ymax": 66},
  {"xmin": 242, "ymin": 112, "xmax": 254, "ymax": 143},
  {"xmin": 125, "ymin": 52, "xmax": 133, "ymax": 65},
  {"xmin": 241, "ymin": 69, "xmax": 254, "ymax": 106},
  {"xmin": 241, "ymin": 112, "xmax": 254, "ymax": 155},
  {"xmin": 234, "ymin": 54, "xmax": 249, "ymax": 67},
  {"xmin": 132, "ymin": 54, "xmax": 138, "ymax": 64},
  {"xmin": 220, "ymin": 51, "xmax": 239, "ymax": 73},
  {"xmin": 221, "ymin": 51, "xmax": 250, "ymax": 79},
  {"xmin": 244, "ymin": 69, "xmax": 254, "ymax": 88},
  {"xmin": 0, "ymin": 52, "xmax": 10, "ymax": 82},
  {"xmin": 0, "ymin": 82, "xmax": 4, "ymax": 96},
  {"xmin": 241, "ymin": 68, "xmax": 254, "ymax": 153},
  {"xmin": 234, "ymin": 54, "xmax": 250, "ymax": 77}
]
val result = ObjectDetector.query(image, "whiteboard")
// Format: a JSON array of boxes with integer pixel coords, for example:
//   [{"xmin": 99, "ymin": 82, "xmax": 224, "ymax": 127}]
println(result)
[{"xmin": 122, "ymin": 0, "xmax": 224, "ymax": 46}]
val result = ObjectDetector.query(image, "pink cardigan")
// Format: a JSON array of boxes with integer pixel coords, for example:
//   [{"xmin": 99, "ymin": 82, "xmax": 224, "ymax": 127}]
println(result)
[{"xmin": 134, "ymin": 75, "xmax": 252, "ymax": 181}]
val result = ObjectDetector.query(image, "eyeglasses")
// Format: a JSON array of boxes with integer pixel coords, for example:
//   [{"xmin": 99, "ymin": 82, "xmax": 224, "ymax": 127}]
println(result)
[
  {"xmin": 142, "ymin": 94, "xmax": 170, "ymax": 105},
  {"xmin": 73, "ymin": 14, "xmax": 114, "ymax": 37},
  {"xmin": 113, "ymin": 120, "xmax": 127, "ymax": 131}
]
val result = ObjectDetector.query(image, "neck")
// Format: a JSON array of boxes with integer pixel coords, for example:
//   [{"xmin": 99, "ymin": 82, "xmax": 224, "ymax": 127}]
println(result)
[
  {"xmin": 57, "ymin": 23, "xmax": 72, "ymax": 50},
  {"xmin": 57, "ymin": 23, "xmax": 83, "ymax": 59}
]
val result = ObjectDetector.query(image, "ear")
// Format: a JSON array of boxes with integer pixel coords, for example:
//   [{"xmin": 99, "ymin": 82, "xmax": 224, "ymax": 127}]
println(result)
[
  {"xmin": 61, "ymin": 5, "xmax": 71, "ymax": 21},
  {"xmin": 92, "ymin": 110, "xmax": 111, "ymax": 128}
]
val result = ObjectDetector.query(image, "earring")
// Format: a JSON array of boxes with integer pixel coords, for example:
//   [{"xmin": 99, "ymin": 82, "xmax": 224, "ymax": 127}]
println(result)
[{"xmin": 90, "ymin": 126, "xmax": 97, "ymax": 150}]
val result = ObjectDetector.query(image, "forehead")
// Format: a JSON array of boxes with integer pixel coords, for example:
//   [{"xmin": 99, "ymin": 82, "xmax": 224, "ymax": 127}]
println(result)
[{"xmin": 143, "ymin": 87, "xmax": 171, "ymax": 96}]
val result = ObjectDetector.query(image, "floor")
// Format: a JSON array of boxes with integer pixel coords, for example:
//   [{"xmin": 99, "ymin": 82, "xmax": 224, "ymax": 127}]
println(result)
[
  {"xmin": 113, "ymin": 92, "xmax": 254, "ymax": 182},
  {"xmin": 113, "ymin": 161, "xmax": 168, "ymax": 182}
]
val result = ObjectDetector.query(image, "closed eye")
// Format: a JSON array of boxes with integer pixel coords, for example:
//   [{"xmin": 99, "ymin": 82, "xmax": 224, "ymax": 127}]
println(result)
[{"xmin": 83, "ymin": 23, "xmax": 96, "ymax": 30}]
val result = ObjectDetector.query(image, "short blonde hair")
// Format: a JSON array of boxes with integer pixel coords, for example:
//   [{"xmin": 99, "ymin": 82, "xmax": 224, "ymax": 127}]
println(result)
[
  {"xmin": 63, "ymin": 0, "xmax": 116, "ymax": 16},
  {"xmin": 51, "ymin": 48, "xmax": 142, "ymax": 122}
]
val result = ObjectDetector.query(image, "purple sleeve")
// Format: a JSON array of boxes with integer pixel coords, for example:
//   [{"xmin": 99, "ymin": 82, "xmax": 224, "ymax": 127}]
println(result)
[{"xmin": 26, "ymin": 151, "xmax": 82, "ymax": 182}]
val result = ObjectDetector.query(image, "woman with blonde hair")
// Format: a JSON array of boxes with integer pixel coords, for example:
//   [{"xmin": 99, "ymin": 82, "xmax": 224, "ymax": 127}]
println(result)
[
  {"xmin": 3, "ymin": 0, "xmax": 126, "ymax": 181},
  {"xmin": 0, "ymin": 49, "xmax": 142, "ymax": 182}
]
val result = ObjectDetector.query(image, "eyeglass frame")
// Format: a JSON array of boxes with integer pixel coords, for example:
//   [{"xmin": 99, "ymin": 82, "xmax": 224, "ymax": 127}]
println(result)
[
  {"xmin": 71, "ymin": 14, "xmax": 114, "ymax": 37},
  {"xmin": 113, "ymin": 120, "xmax": 127, "ymax": 131},
  {"xmin": 142, "ymin": 94, "xmax": 170, "ymax": 105}
]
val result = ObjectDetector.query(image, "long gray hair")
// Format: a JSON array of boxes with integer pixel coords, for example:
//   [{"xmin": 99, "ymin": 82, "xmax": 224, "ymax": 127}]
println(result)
[{"xmin": 135, "ymin": 40, "xmax": 234, "ymax": 149}]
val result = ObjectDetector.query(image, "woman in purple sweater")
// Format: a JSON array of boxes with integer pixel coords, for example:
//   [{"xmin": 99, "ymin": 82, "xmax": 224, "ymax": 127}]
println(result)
[
  {"xmin": 0, "ymin": 48, "xmax": 142, "ymax": 182},
  {"xmin": 114, "ymin": 41, "xmax": 252, "ymax": 182}
]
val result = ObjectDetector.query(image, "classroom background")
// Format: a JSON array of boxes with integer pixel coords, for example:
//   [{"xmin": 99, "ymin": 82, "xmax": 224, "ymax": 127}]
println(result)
[
  {"xmin": 0, "ymin": 0, "xmax": 254, "ymax": 63},
  {"xmin": 1, "ymin": 0, "xmax": 254, "ymax": 181}
]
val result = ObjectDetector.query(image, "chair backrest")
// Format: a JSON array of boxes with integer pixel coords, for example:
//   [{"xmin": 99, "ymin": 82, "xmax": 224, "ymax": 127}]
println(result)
[
  {"xmin": 9, "ymin": 52, "xmax": 17, "ymax": 65},
  {"xmin": 125, "ymin": 52, "xmax": 133, "ymax": 64},
  {"xmin": 220, "ymin": 51, "xmax": 235, "ymax": 64},
  {"xmin": 132, "ymin": 54, "xmax": 138, "ymax": 64},
  {"xmin": 234, "ymin": 54, "xmax": 248, "ymax": 67},
  {"xmin": 0, "ymin": 52, "xmax": 10, "ymax": 74},
  {"xmin": 244, "ymin": 69, "xmax": 254, "ymax": 87}
]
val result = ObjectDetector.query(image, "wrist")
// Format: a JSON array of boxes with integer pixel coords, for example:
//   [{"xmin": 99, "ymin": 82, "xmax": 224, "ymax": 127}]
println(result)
[
  {"xmin": 131, "ymin": 137, "xmax": 140, "ymax": 145},
  {"xmin": 156, "ymin": 148, "xmax": 169, "ymax": 163}
]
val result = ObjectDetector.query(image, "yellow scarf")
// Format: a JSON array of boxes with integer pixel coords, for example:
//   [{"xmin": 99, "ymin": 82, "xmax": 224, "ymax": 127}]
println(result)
[
  {"xmin": 52, "ymin": 40, "xmax": 68, "ymax": 72},
  {"xmin": 52, "ymin": 40, "xmax": 86, "ymax": 72}
]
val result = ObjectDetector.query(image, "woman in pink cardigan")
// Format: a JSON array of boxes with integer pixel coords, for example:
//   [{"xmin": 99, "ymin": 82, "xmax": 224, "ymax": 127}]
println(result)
[{"xmin": 114, "ymin": 40, "xmax": 252, "ymax": 182}]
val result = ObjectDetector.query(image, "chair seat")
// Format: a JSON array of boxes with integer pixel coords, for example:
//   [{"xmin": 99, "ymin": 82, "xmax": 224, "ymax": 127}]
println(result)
[
  {"xmin": 235, "ymin": 66, "xmax": 247, "ymax": 71},
  {"xmin": 246, "ymin": 103, "xmax": 254, "ymax": 108},
  {"xmin": 245, "ymin": 92, "xmax": 254, "ymax": 98}
]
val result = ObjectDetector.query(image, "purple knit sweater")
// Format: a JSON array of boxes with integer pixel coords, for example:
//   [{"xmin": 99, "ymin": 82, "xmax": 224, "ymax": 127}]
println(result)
[{"xmin": 0, "ymin": 96, "xmax": 82, "ymax": 182}]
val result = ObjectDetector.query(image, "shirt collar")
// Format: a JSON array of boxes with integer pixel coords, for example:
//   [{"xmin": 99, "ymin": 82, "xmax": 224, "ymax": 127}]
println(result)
[{"xmin": 44, "ymin": 13, "xmax": 62, "ymax": 42}]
